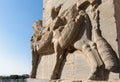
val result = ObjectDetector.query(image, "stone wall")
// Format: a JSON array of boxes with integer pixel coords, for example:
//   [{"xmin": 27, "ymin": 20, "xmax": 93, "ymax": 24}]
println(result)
[
  {"xmin": 34, "ymin": 0, "xmax": 120, "ymax": 80},
  {"xmin": 31, "ymin": 0, "xmax": 120, "ymax": 81}
]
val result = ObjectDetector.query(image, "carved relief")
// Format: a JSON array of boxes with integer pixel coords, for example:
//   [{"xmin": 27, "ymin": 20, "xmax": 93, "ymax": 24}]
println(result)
[{"xmin": 31, "ymin": 0, "xmax": 119, "ymax": 80}]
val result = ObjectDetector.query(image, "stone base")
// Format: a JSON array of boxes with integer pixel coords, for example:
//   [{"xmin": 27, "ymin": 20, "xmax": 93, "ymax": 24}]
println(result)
[
  {"xmin": 25, "ymin": 79, "xmax": 50, "ymax": 82},
  {"xmin": 25, "ymin": 79, "xmax": 120, "ymax": 82}
]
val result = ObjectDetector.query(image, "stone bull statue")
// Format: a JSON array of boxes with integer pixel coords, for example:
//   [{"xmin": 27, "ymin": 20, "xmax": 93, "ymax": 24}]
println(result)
[{"xmin": 31, "ymin": 0, "xmax": 119, "ymax": 80}]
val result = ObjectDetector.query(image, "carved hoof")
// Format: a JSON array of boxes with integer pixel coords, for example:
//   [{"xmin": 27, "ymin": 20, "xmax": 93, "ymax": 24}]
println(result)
[
  {"xmin": 51, "ymin": 70, "xmax": 60, "ymax": 80},
  {"xmin": 88, "ymin": 65, "xmax": 108, "ymax": 81}
]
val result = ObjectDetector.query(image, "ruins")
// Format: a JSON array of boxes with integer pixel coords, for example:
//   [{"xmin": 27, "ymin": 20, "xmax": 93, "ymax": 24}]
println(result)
[{"xmin": 30, "ymin": 0, "xmax": 120, "ymax": 81}]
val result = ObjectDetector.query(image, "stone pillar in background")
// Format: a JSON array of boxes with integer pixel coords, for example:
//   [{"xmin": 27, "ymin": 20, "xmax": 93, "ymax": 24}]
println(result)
[{"xmin": 30, "ymin": 0, "xmax": 120, "ymax": 81}]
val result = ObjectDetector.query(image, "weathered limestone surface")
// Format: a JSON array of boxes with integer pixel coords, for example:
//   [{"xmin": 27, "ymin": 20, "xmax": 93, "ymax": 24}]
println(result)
[
  {"xmin": 26, "ymin": 79, "xmax": 120, "ymax": 82},
  {"xmin": 30, "ymin": 0, "xmax": 120, "ymax": 81}
]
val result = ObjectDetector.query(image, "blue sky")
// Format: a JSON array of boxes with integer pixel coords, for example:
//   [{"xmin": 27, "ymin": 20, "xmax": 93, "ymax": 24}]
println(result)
[{"xmin": 0, "ymin": 0, "xmax": 42, "ymax": 75}]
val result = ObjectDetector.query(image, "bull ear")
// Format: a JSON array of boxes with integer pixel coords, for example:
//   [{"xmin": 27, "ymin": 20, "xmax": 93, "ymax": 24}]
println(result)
[
  {"xmin": 77, "ymin": 0, "xmax": 102, "ymax": 11},
  {"xmin": 77, "ymin": 0, "xmax": 90, "ymax": 10},
  {"xmin": 51, "ymin": 4, "xmax": 62, "ymax": 20},
  {"xmin": 89, "ymin": 0, "xmax": 101, "ymax": 5},
  {"xmin": 88, "ymin": 0, "xmax": 102, "ymax": 10}
]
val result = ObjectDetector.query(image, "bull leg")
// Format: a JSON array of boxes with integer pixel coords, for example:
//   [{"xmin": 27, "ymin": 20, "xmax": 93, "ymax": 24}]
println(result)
[
  {"xmin": 92, "ymin": 28, "xmax": 117, "ymax": 80},
  {"xmin": 91, "ymin": 9, "xmax": 118, "ymax": 80},
  {"xmin": 51, "ymin": 49, "xmax": 67, "ymax": 80},
  {"xmin": 31, "ymin": 50, "xmax": 40, "ymax": 78},
  {"xmin": 92, "ymin": 25, "xmax": 118, "ymax": 71},
  {"xmin": 74, "ymin": 40, "xmax": 105, "ymax": 80},
  {"xmin": 82, "ymin": 42, "xmax": 106, "ymax": 80}
]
